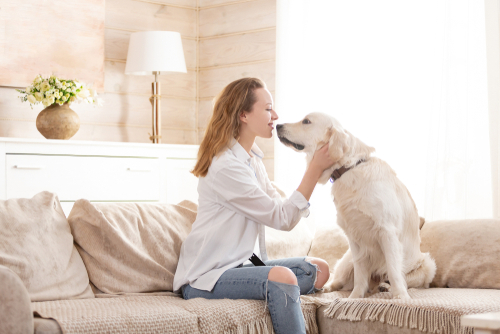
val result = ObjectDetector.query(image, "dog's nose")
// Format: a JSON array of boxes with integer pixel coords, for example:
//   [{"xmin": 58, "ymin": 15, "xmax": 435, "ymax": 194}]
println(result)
[{"xmin": 276, "ymin": 124, "xmax": 283, "ymax": 130}]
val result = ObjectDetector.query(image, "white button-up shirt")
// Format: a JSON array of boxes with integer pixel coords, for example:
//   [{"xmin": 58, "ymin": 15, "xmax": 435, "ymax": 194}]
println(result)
[{"xmin": 172, "ymin": 140, "xmax": 310, "ymax": 292}]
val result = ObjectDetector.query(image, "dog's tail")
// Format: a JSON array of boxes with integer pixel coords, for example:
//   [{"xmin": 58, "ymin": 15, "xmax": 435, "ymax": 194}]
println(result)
[{"xmin": 405, "ymin": 253, "xmax": 437, "ymax": 289}]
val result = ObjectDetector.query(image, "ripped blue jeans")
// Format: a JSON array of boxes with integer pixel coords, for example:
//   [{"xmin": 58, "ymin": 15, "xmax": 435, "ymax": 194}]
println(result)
[{"xmin": 180, "ymin": 256, "xmax": 321, "ymax": 334}]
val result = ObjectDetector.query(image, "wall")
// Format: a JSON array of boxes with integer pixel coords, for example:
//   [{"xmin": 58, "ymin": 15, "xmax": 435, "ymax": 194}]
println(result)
[
  {"xmin": 0, "ymin": 0, "xmax": 276, "ymax": 179},
  {"xmin": 198, "ymin": 0, "xmax": 276, "ymax": 179}
]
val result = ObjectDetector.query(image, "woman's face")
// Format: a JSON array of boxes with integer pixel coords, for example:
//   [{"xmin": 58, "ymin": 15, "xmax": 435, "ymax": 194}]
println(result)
[{"xmin": 241, "ymin": 88, "xmax": 278, "ymax": 139}]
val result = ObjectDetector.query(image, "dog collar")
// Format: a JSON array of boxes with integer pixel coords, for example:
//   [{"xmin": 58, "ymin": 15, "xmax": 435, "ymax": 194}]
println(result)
[{"xmin": 330, "ymin": 160, "xmax": 365, "ymax": 183}]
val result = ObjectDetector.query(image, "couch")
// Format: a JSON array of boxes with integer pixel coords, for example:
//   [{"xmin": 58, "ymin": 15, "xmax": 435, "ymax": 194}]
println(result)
[{"xmin": 1, "ymin": 191, "xmax": 499, "ymax": 334}]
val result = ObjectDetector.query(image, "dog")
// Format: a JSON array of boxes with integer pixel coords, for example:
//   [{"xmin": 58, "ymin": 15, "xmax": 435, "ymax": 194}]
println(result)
[{"xmin": 276, "ymin": 112, "xmax": 436, "ymax": 299}]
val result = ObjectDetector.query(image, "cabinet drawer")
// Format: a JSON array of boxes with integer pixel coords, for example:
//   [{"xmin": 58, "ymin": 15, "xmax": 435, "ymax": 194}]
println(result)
[{"xmin": 6, "ymin": 154, "xmax": 160, "ymax": 201}]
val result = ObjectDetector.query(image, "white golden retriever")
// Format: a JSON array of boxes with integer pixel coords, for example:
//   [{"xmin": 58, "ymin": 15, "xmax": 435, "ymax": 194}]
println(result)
[{"xmin": 276, "ymin": 112, "xmax": 436, "ymax": 299}]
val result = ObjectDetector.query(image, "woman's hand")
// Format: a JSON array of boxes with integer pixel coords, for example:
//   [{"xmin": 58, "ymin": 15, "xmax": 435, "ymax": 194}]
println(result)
[
  {"xmin": 296, "ymin": 143, "xmax": 336, "ymax": 201},
  {"xmin": 309, "ymin": 143, "xmax": 336, "ymax": 173}
]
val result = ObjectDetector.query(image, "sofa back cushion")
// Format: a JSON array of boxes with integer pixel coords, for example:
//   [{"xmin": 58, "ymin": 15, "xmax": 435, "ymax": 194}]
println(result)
[
  {"xmin": 307, "ymin": 224, "xmax": 349, "ymax": 270},
  {"xmin": 0, "ymin": 191, "xmax": 94, "ymax": 301},
  {"xmin": 68, "ymin": 200, "xmax": 197, "ymax": 294},
  {"xmin": 420, "ymin": 219, "xmax": 500, "ymax": 289},
  {"xmin": 265, "ymin": 212, "xmax": 316, "ymax": 260}
]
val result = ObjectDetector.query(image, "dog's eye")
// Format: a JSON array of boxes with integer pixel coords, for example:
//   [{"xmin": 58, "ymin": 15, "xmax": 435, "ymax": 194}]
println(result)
[{"xmin": 302, "ymin": 119, "xmax": 311, "ymax": 124}]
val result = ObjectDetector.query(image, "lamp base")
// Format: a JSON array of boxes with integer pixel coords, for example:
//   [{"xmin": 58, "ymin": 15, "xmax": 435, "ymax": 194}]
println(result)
[
  {"xmin": 149, "ymin": 134, "xmax": 162, "ymax": 142},
  {"xmin": 150, "ymin": 75, "xmax": 161, "ymax": 144}
]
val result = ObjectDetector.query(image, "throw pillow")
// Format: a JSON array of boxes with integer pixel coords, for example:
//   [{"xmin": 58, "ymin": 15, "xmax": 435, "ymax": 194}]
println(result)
[
  {"xmin": 0, "ymin": 191, "xmax": 94, "ymax": 301},
  {"xmin": 420, "ymin": 219, "xmax": 500, "ymax": 289},
  {"xmin": 67, "ymin": 200, "xmax": 197, "ymax": 294}
]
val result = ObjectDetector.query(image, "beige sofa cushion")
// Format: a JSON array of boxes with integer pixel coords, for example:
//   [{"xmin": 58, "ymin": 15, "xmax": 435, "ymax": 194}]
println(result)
[
  {"xmin": 0, "ymin": 265, "xmax": 34, "ymax": 334},
  {"xmin": 68, "ymin": 200, "xmax": 197, "ymax": 294},
  {"xmin": 265, "ymin": 213, "xmax": 316, "ymax": 260},
  {"xmin": 307, "ymin": 224, "xmax": 349, "ymax": 270},
  {"xmin": 265, "ymin": 182, "xmax": 316, "ymax": 259},
  {"xmin": 32, "ymin": 294, "xmax": 319, "ymax": 334},
  {"xmin": 313, "ymin": 288, "xmax": 500, "ymax": 334},
  {"xmin": 0, "ymin": 191, "xmax": 93, "ymax": 302},
  {"xmin": 420, "ymin": 219, "xmax": 500, "ymax": 289},
  {"xmin": 33, "ymin": 295, "xmax": 200, "ymax": 333}
]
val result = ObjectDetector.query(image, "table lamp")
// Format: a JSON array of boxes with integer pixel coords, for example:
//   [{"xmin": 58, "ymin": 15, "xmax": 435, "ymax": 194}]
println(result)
[{"xmin": 125, "ymin": 31, "xmax": 187, "ymax": 143}]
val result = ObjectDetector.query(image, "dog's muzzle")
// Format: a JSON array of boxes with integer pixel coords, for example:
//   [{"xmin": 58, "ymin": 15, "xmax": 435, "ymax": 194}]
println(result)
[
  {"xmin": 278, "ymin": 135, "xmax": 305, "ymax": 151},
  {"xmin": 276, "ymin": 125, "xmax": 305, "ymax": 151}
]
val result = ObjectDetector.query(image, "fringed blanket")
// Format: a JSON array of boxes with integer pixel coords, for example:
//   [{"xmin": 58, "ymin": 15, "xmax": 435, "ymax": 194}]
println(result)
[
  {"xmin": 32, "ymin": 294, "xmax": 320, "ymax": 334},
  {"xmin": 305, "ymin": 288, "xmax": 500, "ymax": 334}
]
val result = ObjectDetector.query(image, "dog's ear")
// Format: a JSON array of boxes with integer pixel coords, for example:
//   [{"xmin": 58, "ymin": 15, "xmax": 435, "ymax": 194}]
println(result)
[{"xmin": 327, "ymin": 127, "xmax": 349, "ymax": 162}]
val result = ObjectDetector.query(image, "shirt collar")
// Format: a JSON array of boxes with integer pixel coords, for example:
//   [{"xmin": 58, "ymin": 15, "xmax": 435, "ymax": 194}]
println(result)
[{"xmin": 229, "ymin": 139, "xmax": 265, "ymax": 164}]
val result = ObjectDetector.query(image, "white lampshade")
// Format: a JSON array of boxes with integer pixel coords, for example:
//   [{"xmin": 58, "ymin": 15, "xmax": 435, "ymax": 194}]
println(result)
[{"xmin": 125, "ymin": 31, "xmax": 187, "ymax": 75}]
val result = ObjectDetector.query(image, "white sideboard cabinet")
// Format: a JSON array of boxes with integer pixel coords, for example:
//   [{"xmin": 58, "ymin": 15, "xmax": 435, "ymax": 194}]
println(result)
[{"xmin": 0, "ymin": 137, "xmax": 199, "ymax": 216}]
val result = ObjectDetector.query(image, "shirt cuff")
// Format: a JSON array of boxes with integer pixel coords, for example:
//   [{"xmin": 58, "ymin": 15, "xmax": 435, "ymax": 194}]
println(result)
[{"xmin": 289, "ymin": 190, "xmax": 311, "ymax": 218}]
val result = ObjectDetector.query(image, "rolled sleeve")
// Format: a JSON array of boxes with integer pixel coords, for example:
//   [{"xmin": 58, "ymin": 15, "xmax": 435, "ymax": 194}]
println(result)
[{"xmin": 289, "ymin": 190, "xmax": 311, "ymax": 218}]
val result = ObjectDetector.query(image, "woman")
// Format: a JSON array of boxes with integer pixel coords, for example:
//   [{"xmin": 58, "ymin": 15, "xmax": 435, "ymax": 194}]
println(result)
[{"xmin": 173, "ymin": 78, "xmax": 334, "ymax": 334}]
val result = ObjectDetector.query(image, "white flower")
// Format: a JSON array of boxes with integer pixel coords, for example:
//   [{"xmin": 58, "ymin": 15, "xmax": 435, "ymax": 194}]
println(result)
[
  {"xmin": 94, "ymin": 98, "xmax": 104, "ymax": 107},
  {"xmin": 27, "ymin": 94, "xmax": 37, "ymax": 104},
  {"xmin": 42, "ymin": 98, "xmax": 51, "ymax": 107},
  {"xmin": 70, "ymin": 96, "xmax": 77, "ymax": 103},
  {"xmin": 34, "ymin": 76, "xmax": 42, "ymax": 84},
  {"xmin": 77, "ymin": 88, "xmax": 90, "ymax": 99},
  {"xmin": 35, "ymin": 92, "xmax": 43, "ymax": 101},
  {"xmin": 40, "ymin": 81, "xmax": 50, "ymax": 91},
  {"xmin": 26, "ymin": 86, "xmax": 31, "ymax": 93}
]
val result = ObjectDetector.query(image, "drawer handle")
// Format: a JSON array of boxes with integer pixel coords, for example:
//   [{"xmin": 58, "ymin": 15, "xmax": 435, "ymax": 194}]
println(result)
[
  {"xmin": 127, "ymin": 168, "xmax": 151, "ymax": 172},
  {"xmin": 13, "ymin": 165, "xmax": 44, "ymax": 170}
]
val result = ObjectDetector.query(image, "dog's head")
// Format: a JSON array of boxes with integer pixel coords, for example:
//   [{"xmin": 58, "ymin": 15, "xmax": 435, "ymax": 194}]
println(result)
[{"xmin": 277, "ymin": 112, "xmax": 375, "ymax": 184}]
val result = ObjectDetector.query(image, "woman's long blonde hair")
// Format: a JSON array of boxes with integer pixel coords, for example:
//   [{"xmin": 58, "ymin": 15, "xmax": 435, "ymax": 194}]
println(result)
[{"xmin": 192, "ymin": 77, "xmax": 265, "ymax": 177}]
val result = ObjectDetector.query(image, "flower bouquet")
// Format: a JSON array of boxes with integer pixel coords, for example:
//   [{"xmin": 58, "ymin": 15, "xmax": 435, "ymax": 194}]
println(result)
[
  {"xmin": 16, "ymin": 75, "xmax": 103, "ymax": 108},
  {"xmin": 15, "ymin": 75, "xmax": 103, "ymax": 140}
]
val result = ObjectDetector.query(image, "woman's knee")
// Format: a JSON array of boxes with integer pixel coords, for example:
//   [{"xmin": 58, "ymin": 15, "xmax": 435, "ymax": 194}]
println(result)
[
  {"xmin": 268, "ymin": 266, "xmax": 298, "ymax": 285},
  {"xmin": 306, "ymin": 257, "xmax": 331, "ymax": 287}
]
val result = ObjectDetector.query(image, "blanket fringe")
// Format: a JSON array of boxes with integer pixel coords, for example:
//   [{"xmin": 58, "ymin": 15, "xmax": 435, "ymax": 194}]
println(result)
[
  {"xmin": 223, "ymin": 315, "xmax": 274, "ymax": 334},
  {"xmin": 323, "ymin": 299, "xmax": 475, "ymax": 334},
  {"xmin": 303, "ymin": 306, "xmax": 319, "ymax": 334}
]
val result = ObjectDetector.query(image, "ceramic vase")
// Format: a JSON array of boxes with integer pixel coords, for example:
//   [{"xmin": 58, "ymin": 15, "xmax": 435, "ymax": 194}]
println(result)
[{"xmin": 36, "ymin": 103, "xmax": 80, "ymax": 140}]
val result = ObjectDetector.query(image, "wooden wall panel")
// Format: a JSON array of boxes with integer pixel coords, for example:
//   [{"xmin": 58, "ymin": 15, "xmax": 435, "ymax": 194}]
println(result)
[
  {"xmin": 198, "ymin": 99, "xmax": 214, "ymax": 129},
  {"xmin": 75, "ymin": 94, "xmax": 196, "ymax": 129},
  {"xmin": 199, "ymin": 61, "xmax": 275, "ymax": 98},
  {"xmin": 255, "ymin": 136, "xmax": 274, "ymax": 158},
  {"xmin": 199, "ymin": 0, "xmax": 276, "ymax": 37},
  {"xmin": 199, "ymin": 30, "xmax": 275, "ymax": 68},
  {"xmin": 136, "ymin": 0, "xmax": 197, "ymax": 8},
  {"xmin": 0, "ymin": 0, "xmax": 105, "ymax": 91},
  {"xmin": 0, "ymin": 88, "xmax": 196, "ymax": 144},
  {"xmin": 105, "ymin": 61, "xmax": 196, "ymax": 99},
  {"xmin": 0, "ymin": 119, "xmax": 196, "ymax": 144},
  {"xmin": 106, "ymin": 0, "xmax": 197, "ymax": 37},
  {"xmin": 0, "ymin": 0, "xmax": 277, "ymax": 177}
]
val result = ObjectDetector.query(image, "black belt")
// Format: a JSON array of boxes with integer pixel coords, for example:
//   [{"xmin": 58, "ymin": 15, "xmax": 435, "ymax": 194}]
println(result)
[{"xmin": 249, "ymin": 253, "xmax": 266, "ymax": 266}]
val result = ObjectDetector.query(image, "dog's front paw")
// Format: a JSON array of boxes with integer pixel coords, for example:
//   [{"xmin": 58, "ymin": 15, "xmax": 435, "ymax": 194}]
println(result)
[
  {"xmin": 348, "ymin": 289, "xmax": 366, "ymax": 299},
  {"xmin": 323, "ymin": 280, "xmax": 343, "ymax": 293},
  {"xmin": 378, "ymin": 282, "xmax": 391, "ymax": 293},
  {"xmin": 392, "ymin": 290, "xmax": 411, "ymax": 300}
]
